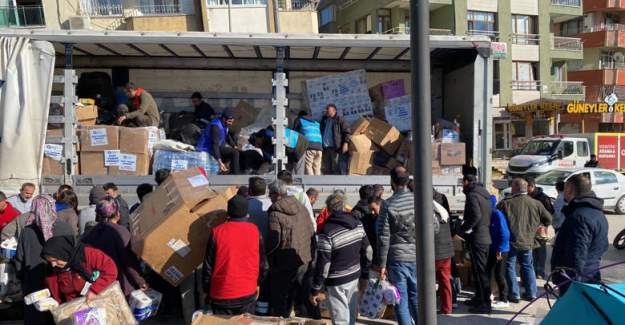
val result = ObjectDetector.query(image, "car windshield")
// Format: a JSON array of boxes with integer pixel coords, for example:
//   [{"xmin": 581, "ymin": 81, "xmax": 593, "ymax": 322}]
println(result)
[
  {"xmin": 535, "ymin": 170, "xmax": 572, "ymax": 186},
  {"xmin": 519, "ymin": 140, "xmax": 560, "ymax": 156}
]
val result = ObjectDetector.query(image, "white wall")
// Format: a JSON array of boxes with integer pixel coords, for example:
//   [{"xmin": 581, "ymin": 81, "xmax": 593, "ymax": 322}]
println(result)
[
  {"xmin": 511, "ymin": 0, "xmax": 538, "ymax": 15},
  {"xmin": 208, "ymin": 7, "xmax": 269, "ymax": 33},
  {"xmin": 512, "ymin": 90, "xmax": 540, "ymax": 104},
  {"xmin": 467, "ymin": 0, "xmax": 498, "ymax": 12},
  {"xmin": 511, "ymin": 44, "xmax": 540, "ymax": 62}
]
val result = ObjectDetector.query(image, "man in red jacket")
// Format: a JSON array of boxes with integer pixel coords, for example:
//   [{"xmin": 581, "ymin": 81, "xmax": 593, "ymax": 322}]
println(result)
[
  {"xmin": 0, "ymin": 191, "xmax": 20, "ymax": 233},
  {"xmin": 202, "ymin": 195, "xmax": 268, "ymax": 315}
]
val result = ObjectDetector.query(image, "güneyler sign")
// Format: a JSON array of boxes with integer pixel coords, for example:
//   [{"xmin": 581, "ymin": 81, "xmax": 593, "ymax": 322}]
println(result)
[{"xmin": 566, "ymin": 102, "xmax": 625, "ymax": 114}]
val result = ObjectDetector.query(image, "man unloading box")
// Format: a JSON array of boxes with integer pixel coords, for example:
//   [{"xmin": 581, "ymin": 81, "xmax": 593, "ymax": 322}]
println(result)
[
  {"xmin": 117, "ymin": 83, "xmax": 160, "ymax": 127},
  {"xmin": 197, "ymin": 109, "xmax": 241, "ymax": 174}
]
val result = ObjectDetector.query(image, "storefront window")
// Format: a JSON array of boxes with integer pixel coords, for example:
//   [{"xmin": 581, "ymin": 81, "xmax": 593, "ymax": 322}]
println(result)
[
  {"xmin": 559, "ymin": 123, "xmax": 581, "ymax": 134},
  {"xmin": 533, "ymin": 118, "xmax": 550, "ymax": 136}
]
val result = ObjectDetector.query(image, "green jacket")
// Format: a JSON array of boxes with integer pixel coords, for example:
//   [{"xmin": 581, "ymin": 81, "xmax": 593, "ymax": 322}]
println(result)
[
  {"xmin": 497, "ymin": 193, "xmax": 552, "ymax": 251},
  {"xmin": 127, "ymin": 90, "xmax": 160, "ymax": 126}
]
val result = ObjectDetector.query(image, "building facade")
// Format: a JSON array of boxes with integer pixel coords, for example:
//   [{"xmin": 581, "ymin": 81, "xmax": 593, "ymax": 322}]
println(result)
[{"xmin": 318, "ymin": 0, "xmax": 585, "ymax": 155}]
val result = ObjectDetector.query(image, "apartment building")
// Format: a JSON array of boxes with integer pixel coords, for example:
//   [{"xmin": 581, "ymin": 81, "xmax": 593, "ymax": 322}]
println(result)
[
  {"xmin": 566, "ymin": 0, "xmax": 625, "ymax": 133},
  {"xmin": 318, "ymin": 0, "xmax": 585, "ymax": 154},
  {"xmin": 0, "ymin": 0, "xmax": 318, "ymax": 33}
]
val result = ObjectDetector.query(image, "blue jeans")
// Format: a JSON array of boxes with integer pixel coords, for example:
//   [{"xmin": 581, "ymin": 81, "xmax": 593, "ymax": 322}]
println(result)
[
  {"xmin": 505, "ymin": 247, "xmax": 537, "ymax": 299},
  {"xmin": 388, "ymin": 262, "xmax": 418, "ymax": 325}
]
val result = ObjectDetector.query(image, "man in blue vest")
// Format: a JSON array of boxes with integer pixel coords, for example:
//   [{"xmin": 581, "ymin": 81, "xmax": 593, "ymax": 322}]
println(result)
[
  {"xmin": 294, "ymin": 111, "xmax": 323, "ymax": 175},
  {"xmin": 197, "ymin": 109, "xmax": 241, "ymax": 174}
]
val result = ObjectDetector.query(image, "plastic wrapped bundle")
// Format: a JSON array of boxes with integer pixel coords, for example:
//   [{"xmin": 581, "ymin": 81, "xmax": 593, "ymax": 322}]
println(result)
[
  {"xmin": 51, "ymin": 282, "xmax": 136, "ymax": 325},
  {"xmin": 152, "ymin": 150, "xmax": 219, "ymax": 175}
]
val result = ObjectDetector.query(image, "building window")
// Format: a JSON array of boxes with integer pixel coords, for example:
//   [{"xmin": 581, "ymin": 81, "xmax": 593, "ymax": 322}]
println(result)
[
  {"xmin": 136, "ymin": 0, "xmax": 194, "ymax": 15},
  {"xmin": 319, "ymin": 5, "xmax": 335, "ymax": 27},
  {"xmin": 559, "ymin": 18, "xmax": 583, "ymax": 36},
  {"xmin": 467, "ymin": 11, "xmax": 496, "ymax": 36},
  {"xmin": 356, "ymin": 15, "xmax": 371, "ymax": 34},
  {"xmin": 511, "ymin": 62, "xmax": 539, "ymax": 90},
  {"xmin": 377, "ymin": 9, "xmax": 391, "ymax": 33},
  {"xmin": 511, "ymin": 15, "xmax": 538, "ymax": 45},
  {"xmin": 207, "ymin": 0, "xmax": 267, "ymax": 6}
]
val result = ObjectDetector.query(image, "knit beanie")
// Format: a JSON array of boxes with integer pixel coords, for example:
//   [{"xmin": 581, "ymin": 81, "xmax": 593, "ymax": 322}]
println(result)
[
  {"xmin": 89, "ymin": 186, "xmax": 107, "ymax": 205},
  {"xmin": 228, "ymin": 195, "xmax": 249, "ymax": 219}
]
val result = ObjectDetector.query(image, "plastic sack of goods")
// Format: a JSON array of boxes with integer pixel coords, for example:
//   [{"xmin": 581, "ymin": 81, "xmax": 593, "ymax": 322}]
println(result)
[{"xmin": 359, "ymin": 279, "xmax": 400, "ymax": 319}]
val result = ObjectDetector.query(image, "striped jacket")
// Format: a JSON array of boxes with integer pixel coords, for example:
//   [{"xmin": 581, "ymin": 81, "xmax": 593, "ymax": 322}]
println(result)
[
  {"xmin": 311, "ymin": 212, "xmax": 372, "ymax": 293},
  {"xmin": 377, "ymin": 188, "xmax": 417, "ymax": 266}
]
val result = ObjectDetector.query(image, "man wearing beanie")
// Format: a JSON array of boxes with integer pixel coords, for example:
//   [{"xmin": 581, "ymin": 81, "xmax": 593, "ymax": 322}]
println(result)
[
  {"xmin": 202, "ymin": 195, "xmax": 268, "ymax": 315},
  {"xmin": 196, "ymin": 108, "xmax": 241, "ymax": 174},
  {"xmin": 78, "ymin": 186, "xmax": 108, "ymax": 236}
]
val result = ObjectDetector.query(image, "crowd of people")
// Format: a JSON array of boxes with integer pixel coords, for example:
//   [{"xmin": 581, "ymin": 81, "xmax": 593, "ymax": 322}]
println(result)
[{"xmin": 0, "ymin": 164, "xmax": 612, "ymax": 324}]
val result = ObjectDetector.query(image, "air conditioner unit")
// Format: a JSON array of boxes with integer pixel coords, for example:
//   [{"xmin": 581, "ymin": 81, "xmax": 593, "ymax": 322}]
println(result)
[
  {"xmin": 69, "ymin": 16, "xmax": 91, "ymax": 30},
  {"xmin": 613, "ymin": 52, "xmax": 625, "ymax": 64}
]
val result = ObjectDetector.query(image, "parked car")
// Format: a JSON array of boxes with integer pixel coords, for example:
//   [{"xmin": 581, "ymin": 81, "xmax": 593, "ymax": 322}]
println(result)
[{"xmin": 504, "ymin": 168, "xmax": 625, "ymax": 214}]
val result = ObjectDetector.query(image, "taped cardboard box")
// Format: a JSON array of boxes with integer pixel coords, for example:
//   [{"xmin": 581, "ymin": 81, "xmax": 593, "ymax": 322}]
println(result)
[
  {"xmin": 349, "ymin": 150, "xmax": 375, "ymax": 175},
  {"xmin": 42, "ymin": 157, "xmax": 64, "ymax": 176},
  {"xmin": 119, "ymin": 127, "xmax": 150, "ymax": 155},
  {"xmin": 79, "ymin": 125, "xmax": 119, "ymax": 152},
  {"xmin": 230, "ymin": 100, "xmax": 257, "ymax": 134},
  {"xmin": 351, "ymin": 117, "xmax": 370, "ymax": 135},
  {"xmin": 366, "ymin": 118, "xmax": 403, "ymax": 155},
  {"xmin": 109, "ymin": 153, "xmax": 150, "ymax": 176},
  {"xmin": 130, "ymin": 169, "xmax": 233, "ymax": 286},
  {"xmin": 348, "ymin": 134, "xmax": 374, "ymax": 152},
  {"xmin": 79, "ymin": 152, "xmax": 108, "ymax": 176},
  {"xmin": 76, "ymin": 105, "xmax": 98, "ymax": 126},
  {"xmin": 440, "ymin": 143, "xmax": 466, "ymax": 166}
]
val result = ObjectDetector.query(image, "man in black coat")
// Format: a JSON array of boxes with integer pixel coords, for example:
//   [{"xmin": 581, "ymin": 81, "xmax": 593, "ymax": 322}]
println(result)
[
  {"xmin": 320, "ymin": 104, "xmax": 351, "ymax": 175},
  {"xmin": 460, "ymin": 174, "xmax": 492, "ymax": 313},
  {"xmin": 551, "ymin": 174, "xmax": 609, "ymax": 294},
  {"xmin": 526, "ymin": 177, "xmax": 554, "ymax": 279}
]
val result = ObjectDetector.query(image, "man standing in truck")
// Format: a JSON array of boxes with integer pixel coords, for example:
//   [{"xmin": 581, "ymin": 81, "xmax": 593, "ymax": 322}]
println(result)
[
  {"xmin": 117, "ymin": 83, "xmax": 160, "ymax": 127},
  {"xmin": 320, "ymin": 104, "xmax": 351, "ymax": 175}
]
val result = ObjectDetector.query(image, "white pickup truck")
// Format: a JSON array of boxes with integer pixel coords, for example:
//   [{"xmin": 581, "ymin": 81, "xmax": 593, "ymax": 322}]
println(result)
[{"xmin": 506, "ymin": 136, "xmax": 591, "ymax": 179}]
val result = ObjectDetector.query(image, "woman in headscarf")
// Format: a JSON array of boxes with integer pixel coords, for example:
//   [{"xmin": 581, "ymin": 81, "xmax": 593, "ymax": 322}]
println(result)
[
  {"xmin": 42, "ymin": 235, "xmax": 117, "ymax": 303},
  {"xmin": 14, "ymin": 195, "xmax": 74, "ymax": 324},
  {"xmin": 82, "ymin": 196, "xmax": 147, "ymax": 296},
  {"xmin": 55, "ymin": 190, "xmax": 80, "ymax": 234}
]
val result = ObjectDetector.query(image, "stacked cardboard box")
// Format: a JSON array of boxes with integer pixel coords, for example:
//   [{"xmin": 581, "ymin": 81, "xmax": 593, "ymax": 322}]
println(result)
[
  {"xmin": 348, "ymin": 117, "xmax": 403, "ymax": 175},
  {"xmin": 76, "ymin": 98, "xmax": 99, "ymax": 126},
  {"xmin": 130, "ymin": 169, "xmax": 236, "ymax": 286},
  {"xmin": 79, "ymin": 125, "xmax": 120, "ymax": 175},
  {"xmin": 433, "ymin": 142, "xmax": 465, "ymax": 176},
  {"xmin": 42, "ymin": 129, "xmax": 66, "ymax": 176}
]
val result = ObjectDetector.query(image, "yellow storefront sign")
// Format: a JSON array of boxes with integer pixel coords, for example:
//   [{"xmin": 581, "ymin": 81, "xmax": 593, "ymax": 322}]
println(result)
[
  {"xmin": 566, "ymin": 102, "xmax": 625, "ymax": 114},
  {"xmin": 506, "ymin": 102, "xmax": 562, "ymax": 113}
]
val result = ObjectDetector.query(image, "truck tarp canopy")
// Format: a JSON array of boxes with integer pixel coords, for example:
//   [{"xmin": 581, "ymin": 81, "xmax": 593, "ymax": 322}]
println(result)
[
  {"xmin": 0, "ymin": 30, "xmax": 491, "ymax": 72},
  {"xmin": 0, "ymin": 37, "xmax": 55, "ymax": 195}
]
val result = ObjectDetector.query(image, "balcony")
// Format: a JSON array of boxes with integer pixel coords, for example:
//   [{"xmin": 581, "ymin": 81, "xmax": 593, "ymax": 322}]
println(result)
[
  {"xmin": 467, "ymin": 29, "xmax": 500, "ymax": 41},
  {"xmin": 585, "ymin": 0, "xmax": 625, "ymax": 12},
  {"xmin": 550, "ymin": 0, "xmax": 583, "ymax": 23},
  {"xmin": 511, "ymin": 34, "xmax": 540, "ymax": 61},
  {"xmin": 279, "ymin": 0, "xmax": 317, "ymax": 10},
  {"xmin": 543, "ymin": 81, "xmax": 586, "ymax": 101},
  {"xmin": 0, "ymin": 5, "xmax": 45, "ymax": 28},
  {"xmin": 383, "ymin": 27, "xmax": 452, "ymax": 35},
  {"xmin": 551, "ymin": 35, "xmax": 584, "ymax": 60},
  {"xmin": 569, "ymin": 63, "xmax": 625, "ymax": 91},
  {"xmin": 511, "ymin": 80, "xmax": 542, "ymax": 105},
  {"xmin": 581, "ymin": 24, "xmax": 625, "ymax": 48},
  {"xmin": 379, "ymin": 0, "xmax": 452, "ymax": 10}
]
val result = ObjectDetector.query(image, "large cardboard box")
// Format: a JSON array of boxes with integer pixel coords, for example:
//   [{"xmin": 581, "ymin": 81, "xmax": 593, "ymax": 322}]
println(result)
[
  {"xmin": 42, "ymin": 157, "xmax": 64, "ymax": 176},
  {"xmin": 76, "ymin": 105, "xmax": 98, "ymax": 126},
  {"xmin": 130, "ymin": 169, "xmax": 233, "ymax": 286},
  {"xmin": 349, "ymin": 150, "xmax": 375, "ymax": 175},
  {"xmin": 365, "ymin": 118, "xmax": 403, "ymax": 155},
  {"xmin": 440, "ymin": 143, "xmax": 466, "ymax": 166},
  {"xmin": 230, "ymin": 100, "xmax": 257, "ymax": 133},
  {"xmin": 348, "ymin": 134, "xmax": 374, "ymax": 152},
  {"xmin": 351, "ymin": 117, "xmax": 370, "ymax": 135},
  {"xmin": 119, "ymin": 127, "xmax": 150, "ymax": 155},
  {"xmin": 109, "ymin": 153, "xmax": 150, "ymax": 176},
  {"xmin": 79, "ymin": 152, "xmax": 107, "ymax": 175},
  {"xmin": 79, "ymin": 125, "xmax": 119, "ymax": 152}
]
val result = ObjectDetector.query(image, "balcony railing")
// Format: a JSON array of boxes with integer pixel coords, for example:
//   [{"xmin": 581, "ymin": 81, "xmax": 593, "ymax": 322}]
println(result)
[
  {"xmin": 467, "ymin": 29, "xmax": 500, "ymax": 41},
  {"xmin": 511, "ymin": 80, "xmax": 542, "ymax": 91},
  {"xmin": 549, "ymin": 81, "xmax": 585, "ymax": 96},
  {"xmin": 585, "ymin": 23, "xmax": 625, "ymax": 33},
  {"xmin": 551, "ymin": 0, "xmax": 581, "ymax": 7},
  {"xmin": 587, "ymin": 85, "xmax": 625, "ymax": 101},
  {"xmin": 131, "ymin": 4, "xmax": 185, "ymax": 16},
  {"xmin": 84, "ymin": 2, "xmax": 194, "ymax": 17},
  {"xmin": 0, "ymin": 5, "xmax": 45, "ymax": 27},
  {"xmin": 510, "ymin": 33, "xmax": 540, "ymax": 45},
  {"xmin": 552, "ymin": 36, "xmax": 583, "ymax": 51},
  {"xmin": 84, "ymin": 3, "xmax": 123, "ymax": 17},
  {"xmin": 279, "ymin": 0, "xmax": 317, "ymax": 10},
  {"xmin": 383, "ymin": 27, "xmax": 451, "ymax": 35},
  {"xmin": 600, "ymin": 61, "xmax": 625, "ymax": 69}
]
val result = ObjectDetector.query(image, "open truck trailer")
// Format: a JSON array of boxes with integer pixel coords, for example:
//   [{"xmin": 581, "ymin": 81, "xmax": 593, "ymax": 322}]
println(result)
[{"xmin": 0, "ymin": 30, "xmax": 493, "ymax": 212}]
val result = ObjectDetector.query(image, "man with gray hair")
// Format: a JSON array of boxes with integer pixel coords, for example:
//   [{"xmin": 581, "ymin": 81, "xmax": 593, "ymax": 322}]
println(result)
[
  {"xmin": 309, "ymin": 192, "xmax": 371, "ymax": 325},
  {"xmin": 497, "ymin": 178, "xmax": 552, "ymax": 303},
  {"xmin": 266, "ymin": 179, "xmax": 316, "ymax": 318}
]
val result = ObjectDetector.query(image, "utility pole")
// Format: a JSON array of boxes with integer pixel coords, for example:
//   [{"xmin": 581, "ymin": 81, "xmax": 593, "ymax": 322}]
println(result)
[{"xmin": 410, "ymin": 0, "xmax": 437, "ymax": 324}]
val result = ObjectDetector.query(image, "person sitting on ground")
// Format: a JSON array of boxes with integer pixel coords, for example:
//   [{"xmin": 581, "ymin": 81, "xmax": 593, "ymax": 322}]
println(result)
[
  {"xmin": 310, "ymin": 192, "xmax": 371, "ymax": 325},
  {"xmin": 130, "ymin": 183, "xmax": 153, "ymax": 214},
  {"xmin": 55, "ymin": 190, "xmax": 80, "ymax": 234},
  {"xmin": 584, "ymin": 154, "xmax": 600, "ymax": 168},
  {"xmin": 8, "ymin": 182, "xmax": 35, "ymax": 214},
  {"xmin": 196, "ymin": 109, "xmax": 241, "ymax": 174},
  {"xmin": 202, "ymin": 195, "xmax": 268, "ymax": 315},
  {"xmin": 43, "ymin": 235, "xmax": 118, "ymax": 303},
  {"xmin": 155, "ymin": 169, "xmax": 171, "ymax": 186},
  {"xmin": 103, "ymin": 183, "xmax": 130, "ymax": 229},
  {"xmin": 83, "ymin": 197, "xmax": 148, "ymax": 296},
  {"xmin": 79, "ymin": 186, "xmax": 107, "ymax": 236},
  {"xmin": 117, "ymin": 83, "xmax": 160, "ymax": 127},
  {"xmin": 0, "ymin": 191, "xmax": 21, "ymax": 233}
]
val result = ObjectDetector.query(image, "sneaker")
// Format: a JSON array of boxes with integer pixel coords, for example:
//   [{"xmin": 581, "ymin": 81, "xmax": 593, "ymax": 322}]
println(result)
[
  {"xmin": 508, "ymin": 297, "xmax": 520, "ymax": 304},
  {"xmin": 492, "ymin": 300, "xmax": 510, "ymax": 308}
]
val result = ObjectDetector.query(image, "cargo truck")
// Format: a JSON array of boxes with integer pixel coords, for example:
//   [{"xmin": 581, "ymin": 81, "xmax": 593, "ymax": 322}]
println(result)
[{"xmin": 0, "ymin": 30, "xmax": 493, "ymax": 212}]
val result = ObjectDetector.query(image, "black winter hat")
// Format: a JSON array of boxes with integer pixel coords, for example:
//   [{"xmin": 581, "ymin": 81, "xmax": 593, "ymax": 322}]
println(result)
[{"xmin": 228, "ymin": 194, "xmax": 249, "ymax": 219}]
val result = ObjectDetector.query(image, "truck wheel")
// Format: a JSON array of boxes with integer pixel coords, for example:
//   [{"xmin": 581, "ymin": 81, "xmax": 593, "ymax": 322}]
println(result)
[
  {"xmin": 614, "ymin": 229, "xmax": 625, "ymax": 250},
  {"xmin": 617, "ymin": 195, "xmax": 625, "ymax": 215}
]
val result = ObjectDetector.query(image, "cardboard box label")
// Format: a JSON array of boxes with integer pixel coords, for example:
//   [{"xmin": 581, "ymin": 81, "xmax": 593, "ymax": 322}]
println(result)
[
  {"xmin": 148, "ymin": 128, "xmax": 159, "ymax": 152},
  {"xmin": 44, "ymin": 144, "xmax": 63, "ymax": 161},
  {"xmin": 167, "ymin": 238, "xmax": 191, "ymax": 258},
  {"xmin": 118, "ymin": 154, "xmax": 137, "ymax": 172},
  {"xmin": 89, "ymin": 128, "xmax": 109, "ymax": 146},
  {"xmin": 164, "ymin": 265, "xmax": 183, "ymax": 284},
  {"xmin": 104, "ymin": 150, "xmax": 120, "ymax": 167},
  {"xmin": 171, "ymin": 160, "xmax": 189, "ymax": 171},
  {"xmin": 187, "ymin": 174, "xmax": 208, "ymax": 188},
  {"xmin": 385, "ymin": 96, "xmax": 412, "ymax": 132}
]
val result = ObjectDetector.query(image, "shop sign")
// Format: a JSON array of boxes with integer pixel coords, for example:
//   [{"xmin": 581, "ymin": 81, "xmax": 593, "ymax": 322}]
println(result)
[
  {"xmin": 506, "ymin": 102, "xmax": 562, "ymax": 113},
  {"xmin": 491, "ymin": 42, "xmax": 507, "ymax": 60},
  {"xmin": 566, "ymin": 93, "xmax": 625, "ymax": 114}
]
